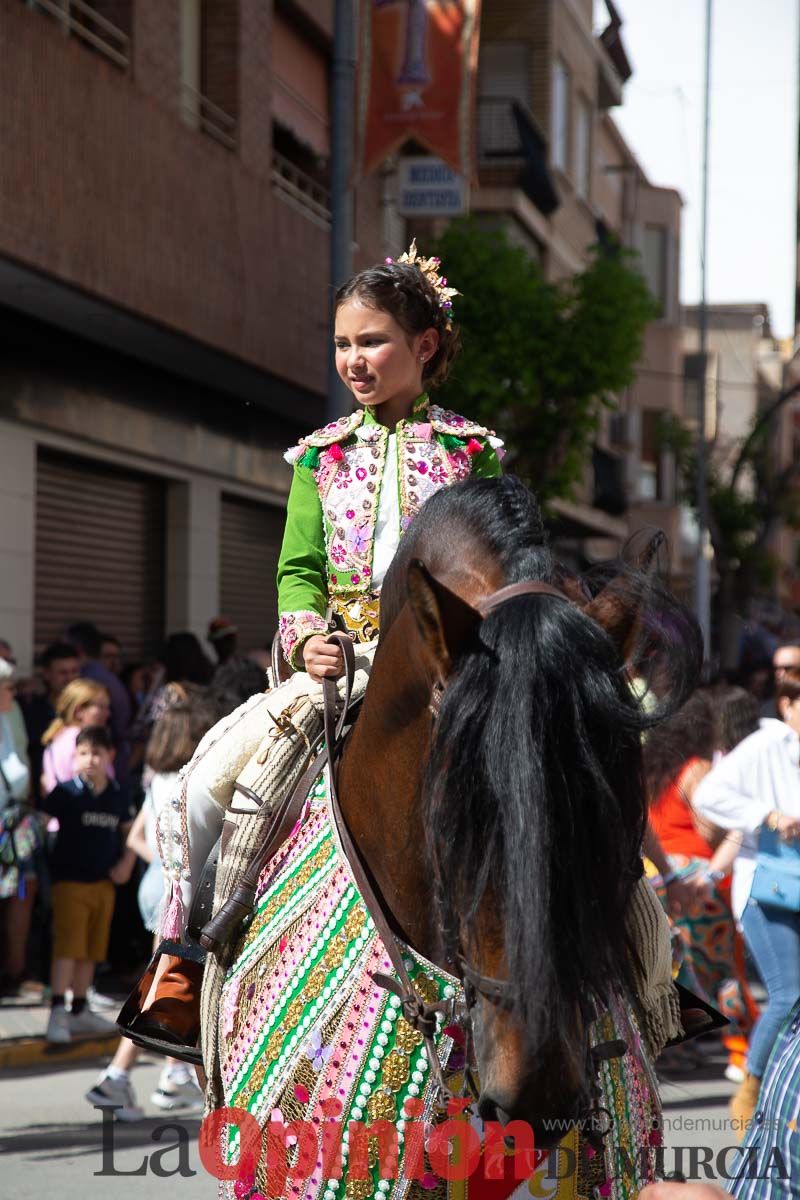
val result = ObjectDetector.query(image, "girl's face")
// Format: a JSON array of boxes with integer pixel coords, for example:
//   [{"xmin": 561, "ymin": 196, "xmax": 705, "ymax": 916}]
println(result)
[
  {"xmin": 334, "ymin": 299, "xmax": 438, "ymax": 411},
  {"xmin": 76, "ymin": 695, "xmax": 111, "ymax": 728}
]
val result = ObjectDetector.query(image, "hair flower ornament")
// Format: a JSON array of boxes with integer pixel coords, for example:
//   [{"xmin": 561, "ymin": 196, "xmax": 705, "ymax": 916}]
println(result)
[{"xmin": 387, "ymin": 239, "xmax": 460, "ymax": 327}]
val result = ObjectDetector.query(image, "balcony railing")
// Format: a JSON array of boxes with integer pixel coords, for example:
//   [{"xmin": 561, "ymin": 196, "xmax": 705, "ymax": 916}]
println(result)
[
  {"xmin": 477, "ymin": 97, "xmax": 560, "ymax": 217},
  {"xmin": 271, "ymin": 152, "xmax": 331, "ymax": 228},
  {"xmin": 478, "ymin": 96, "xmax": 528, "ymax": 162},
  {"xmin": 181, "ymin": 83, "xmax": 238, "ymax": 152},
  {"xmin": 25, "ymin": 0, "xmax": 130, "ymax": 69}
]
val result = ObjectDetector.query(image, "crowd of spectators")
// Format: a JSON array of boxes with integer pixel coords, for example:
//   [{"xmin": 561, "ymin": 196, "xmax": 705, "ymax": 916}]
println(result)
[
  {"xmin": 641, "ymin": 640, "xmax": 800, "ymax": 1140},
  {"xmin": 0, "ymin": 618, "xmax": 268, "ymax": 1045}
]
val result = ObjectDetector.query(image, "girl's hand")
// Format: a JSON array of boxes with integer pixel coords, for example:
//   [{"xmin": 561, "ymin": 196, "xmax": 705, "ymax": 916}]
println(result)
[{"xmin": 303, "ymin": 636, "xmax": 345, "ymax": 682}]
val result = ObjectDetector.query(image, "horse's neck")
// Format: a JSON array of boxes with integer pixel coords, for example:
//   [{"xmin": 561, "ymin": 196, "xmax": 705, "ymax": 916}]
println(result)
[{"xmin": 337, "ymin": 640, "xmax": 437, "ymax": 962}]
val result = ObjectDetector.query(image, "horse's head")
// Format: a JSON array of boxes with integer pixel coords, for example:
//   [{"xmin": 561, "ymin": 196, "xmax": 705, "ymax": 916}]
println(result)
[{"xmin": 375, "ymin": 477, "xmax": 701, "ymax": 1141}]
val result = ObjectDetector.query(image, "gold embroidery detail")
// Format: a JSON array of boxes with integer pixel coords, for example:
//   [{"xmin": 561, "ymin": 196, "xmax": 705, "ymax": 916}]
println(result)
[
  {"xmin": 381, "ymin": 1050, "xmax": 410, "ymax": 1091},
  {"xmin": 394, "ymin": 1016, "xmax": 423, "ymax": 1052},
  {"xmin": 306, "ymin": 965, "xmax": 328, "ymax": 998},
  {"xmin": 366, "ymin": 1090, "xmax": 396, "ymax": 1123},
  {"xmin": 265, "ymin": 1028, "xmax": 285, "ymax": 1061},
  {"xmin": 324, "ymin": 939, "xmax": 347, "ymax": 969},
  {"xmin": 412, "ymin": 974, "xmax": 439, "ymax": 1005},
  {"xmin": 345, "ymin": 1180, "xmax": 372, "ymax": 1200},
  {"xmin": 286, "ymin": 996, "xmax": 305, "ymax": 1026},
  {"xmin": 343, "ymin": 905, "xmax": 366, "ymax": 941},
  {"xmin": 295, "ymin": 862, "xmax": 313, "ymax": 887}
]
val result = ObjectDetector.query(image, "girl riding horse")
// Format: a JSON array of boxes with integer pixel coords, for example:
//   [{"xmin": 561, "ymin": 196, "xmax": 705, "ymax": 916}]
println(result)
[
  {"xmin": 277, "ymin": 241, "xmax": 503, "ymax": 680},
  {"xmin": 147, "ymin": 247, "xmax": 701, "ymax": 1200},
  {"xmin": 211, "ymin": 475, "xmax": 700, "ymax": 1200}
]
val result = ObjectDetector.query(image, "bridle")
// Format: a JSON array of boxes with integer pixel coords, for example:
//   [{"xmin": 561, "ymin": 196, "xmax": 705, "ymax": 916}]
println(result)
[
  {"xmin": 321, "ymin": 576, "xmax": 629, "ymax": 1128},
  {"xmin": 423, "ymin": 578, "xmax": 630, "ymax": 1122},
  {"xmin": 428, "ymin": 580, "xmax": 570, "ymax": 721}
]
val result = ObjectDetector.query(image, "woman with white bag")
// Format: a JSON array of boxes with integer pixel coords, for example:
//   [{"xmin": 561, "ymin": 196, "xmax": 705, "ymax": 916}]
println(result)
[{"xmin": 694, "ymin": 667, "xmax": 800, "ymax": 1132}]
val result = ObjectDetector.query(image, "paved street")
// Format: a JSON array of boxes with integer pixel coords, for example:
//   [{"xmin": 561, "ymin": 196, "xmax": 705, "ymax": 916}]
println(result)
[
  {"xmin": 0, "ymin": 1055, "xmax": 208, "ymax": 1199},
  {"xmin": 0, "ymin": 1039, "xmax": 738, "ymax": 1198}
]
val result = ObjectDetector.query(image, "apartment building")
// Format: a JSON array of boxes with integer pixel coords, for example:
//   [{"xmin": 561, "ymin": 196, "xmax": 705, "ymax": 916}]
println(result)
[
  {"xmin": 0, "ymin": 0, "xmax": 693, "ymax": 670},
  {"xmin": 473, "ymin": 0, "xmax": 689, "ymax": 577},
  {"xmin": 0, "ymin": 0, "xmax": 390, "ymax": 672},
  {"xmin": 682, "ymin": 304, "xmax": 796, "ymax": 611}
]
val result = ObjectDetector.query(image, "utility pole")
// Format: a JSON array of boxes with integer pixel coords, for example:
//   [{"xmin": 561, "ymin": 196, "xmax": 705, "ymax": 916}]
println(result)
[
  {"xmin": 695, "ymin": 0, "xmax": 713, "ymax": 660},
  {"xmin": 327, "ymin": 0, "xmax": 356, "ymax": 422}
]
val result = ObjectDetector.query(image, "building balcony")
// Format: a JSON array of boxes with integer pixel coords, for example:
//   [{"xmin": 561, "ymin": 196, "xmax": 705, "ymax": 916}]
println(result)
[
  {"xmin": 477, "ymin": 97, "xmax": 559, "ymax": 217},
  {"xmin": 271, "ymin": 151, "xmax": 331, "ymax": 228},
  {"xmin": 180, "ymin": 84, "xmax": 237, "ymax": 152},
  {"xmin": 24, "ymin": 0, "xmax": 130, "ymax": 69}
]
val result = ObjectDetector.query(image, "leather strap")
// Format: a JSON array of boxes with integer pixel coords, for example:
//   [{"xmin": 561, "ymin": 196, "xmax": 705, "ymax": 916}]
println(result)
[
  {"xmin": 322, "ymin": 636, "xmax": 452, "ymax": 1097},
  {"xmin": 187, "ymin": 838, "xmax": 222, "ymax": 943},
  {"xmin": 477, "ymin": 580, "xmax": 570, "ymax": 616}
]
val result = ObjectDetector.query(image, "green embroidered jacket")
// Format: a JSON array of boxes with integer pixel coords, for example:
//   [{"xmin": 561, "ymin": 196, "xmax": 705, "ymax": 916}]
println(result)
[{"xmin": 277, "ymin": 394, "xmax": 503, "ymax": 667}]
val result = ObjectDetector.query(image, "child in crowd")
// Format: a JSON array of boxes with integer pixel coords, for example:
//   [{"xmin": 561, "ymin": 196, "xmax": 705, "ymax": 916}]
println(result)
[
  {"xmin": 85, "ymin": 692, "xmax": 213, "ymax": 1119},
  {"xmin": 43, "ymin": 725, "xmax": 135, "ymax": 1043},
  {"xmin": 41, "ymin": 679, "xmax": 112, "ymax": 795}
]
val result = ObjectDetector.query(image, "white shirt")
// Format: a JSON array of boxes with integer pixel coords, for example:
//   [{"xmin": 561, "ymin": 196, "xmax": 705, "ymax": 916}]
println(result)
[
  {"xmin": 371, "ymin": 432, "xmax": 401, "ymax": 590},
  {"xmin": 693, "ymin": 718, "xmax": 800, "ymax": 920}
]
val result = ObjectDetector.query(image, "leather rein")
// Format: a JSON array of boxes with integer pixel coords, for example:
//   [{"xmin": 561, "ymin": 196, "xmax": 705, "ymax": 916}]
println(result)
[{"xmin": 320, "ymin": 580, "xmax": 582, "ymax": 1105}]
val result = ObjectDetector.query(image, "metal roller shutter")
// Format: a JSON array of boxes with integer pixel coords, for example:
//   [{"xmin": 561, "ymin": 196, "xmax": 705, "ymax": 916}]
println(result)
[
  {"xmin": 35, "ymin": 449, "xmax": 166, "ymax": 662},
  {"xmin": 220, "ymin": 494, "xmax": 285, "ymax": 654}
]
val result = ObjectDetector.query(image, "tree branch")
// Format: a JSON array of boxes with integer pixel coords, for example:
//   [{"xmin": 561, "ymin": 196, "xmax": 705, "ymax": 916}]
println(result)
[{"xmin": 730, "ymin": 380, "xmax": 800, "ymax": 490}]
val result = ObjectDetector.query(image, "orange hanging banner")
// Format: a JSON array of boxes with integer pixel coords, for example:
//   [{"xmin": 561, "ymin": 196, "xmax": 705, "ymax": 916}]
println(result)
[{"xmin": 355, "ymin": 0, "xmax": 482, "ymax": 182}]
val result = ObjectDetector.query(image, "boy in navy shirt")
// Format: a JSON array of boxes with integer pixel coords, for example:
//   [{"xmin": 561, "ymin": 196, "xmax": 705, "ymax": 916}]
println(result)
[{"xmin": 43, "ymin": 725, "xmax": 136, "ymax": 1043}]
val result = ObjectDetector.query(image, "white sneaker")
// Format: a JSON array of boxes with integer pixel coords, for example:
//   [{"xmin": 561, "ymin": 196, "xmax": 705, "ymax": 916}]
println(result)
[
  {"xmin": 86, "ymin": 1073, "xmax": 145, "ymax": 1122},
  {"xmin": 725, "ymin": 1063, "xmax": 747, "ymax": 1084},
  {"xmin": 86, "ymin": 985, "xmax": 119, "ymax": 1013},
  {"xmin": 70, "ymin": 1007, "xmax": 117, "ymax": 1037},
  {"xmin": 45, "ymin": 1007, "xmax": 72, "ymax": 1044},
  {"xmin": 150, "ymin": 1072, "xmax": 204, "ymax": 1112}
]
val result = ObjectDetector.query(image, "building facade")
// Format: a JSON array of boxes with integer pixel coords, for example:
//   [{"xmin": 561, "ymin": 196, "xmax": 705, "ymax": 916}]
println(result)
[
  {"xmin": 0, "ymin": 0, "xmax": 389, "ymax": 672},
  {"xmin": 1, "ymin": 0, "xmax": 692, "ymax": 673},
  {"xmin": 472, "ymin": 0, "xmax": 689, "ymax": 577},
  {"xmin": 682, "ymin": 303, "xmax": 796, "ymax": 616}
]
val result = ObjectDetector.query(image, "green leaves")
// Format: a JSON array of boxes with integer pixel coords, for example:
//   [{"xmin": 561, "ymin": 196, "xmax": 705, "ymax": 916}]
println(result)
[{"xmin": 434, "ymin": 219, "xmax": 656, "ymax": 502}]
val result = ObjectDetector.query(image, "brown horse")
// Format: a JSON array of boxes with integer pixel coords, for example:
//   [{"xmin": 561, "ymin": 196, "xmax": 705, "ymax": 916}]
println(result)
[{"xmin": 335, "ymin": 474, "xmax": 700, "ymax": 1139}]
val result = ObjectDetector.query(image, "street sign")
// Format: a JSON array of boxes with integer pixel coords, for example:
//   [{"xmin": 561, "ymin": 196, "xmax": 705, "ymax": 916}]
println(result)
[{"xmin": 396, "ymin": 157, "xmax": 467, "ymax": 217}]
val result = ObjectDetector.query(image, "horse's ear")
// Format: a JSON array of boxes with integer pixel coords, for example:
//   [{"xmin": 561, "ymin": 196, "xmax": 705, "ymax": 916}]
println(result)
[
  {"xmin": 583, "ymin": 577, "xmax": 643, "ymax": 662},
  {"xmin": 584, "ymin": 531, "xmax": 665, "ymax": 660},
  {"xmin": 407, "ymin": 559, "xmax": 482, "ymax": 679}
]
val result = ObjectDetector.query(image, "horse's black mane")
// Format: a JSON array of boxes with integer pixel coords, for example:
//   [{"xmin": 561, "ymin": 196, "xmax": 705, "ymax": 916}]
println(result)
[{"xmin": 383, "ymin": 475, "xmax": 701, "ymax": 1053}]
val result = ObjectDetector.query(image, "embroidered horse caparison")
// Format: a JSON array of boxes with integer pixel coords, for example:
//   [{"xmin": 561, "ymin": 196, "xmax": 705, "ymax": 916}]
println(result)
[
  {"xmin": 194, "ymin": 475, "xmax": 700, "ymax": 1200},
  {"xmin": 214, "ymin": 775, "xmax": 661, "ymax": 1200}
]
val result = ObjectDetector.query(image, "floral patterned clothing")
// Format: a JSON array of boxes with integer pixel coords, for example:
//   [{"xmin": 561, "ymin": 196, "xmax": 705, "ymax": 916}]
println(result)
[{"xmin": 277, "ymin": 394, "xmax": 503, "ymax": 667}]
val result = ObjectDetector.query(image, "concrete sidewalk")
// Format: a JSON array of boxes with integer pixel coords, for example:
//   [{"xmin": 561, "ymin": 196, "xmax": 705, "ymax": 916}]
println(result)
[{"xmin": 0, "ymin": 991, "xmax": 121, "ymax": 1070}]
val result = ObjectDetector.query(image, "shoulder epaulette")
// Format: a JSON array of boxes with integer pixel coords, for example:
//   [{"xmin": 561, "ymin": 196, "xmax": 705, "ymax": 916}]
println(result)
[
  {"xmin": 429, "ymin": 405, "xmax": 494, "ymax": 439},
  {"xmin": 284, "ymin": 410, "xmax": 365, "ymax": 465}
]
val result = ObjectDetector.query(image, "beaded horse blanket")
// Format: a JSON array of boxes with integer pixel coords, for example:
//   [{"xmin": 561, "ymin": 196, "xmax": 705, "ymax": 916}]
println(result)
[{"xmin": 214, "ymin": 773, "xmax": 661, "ymax": 1200}]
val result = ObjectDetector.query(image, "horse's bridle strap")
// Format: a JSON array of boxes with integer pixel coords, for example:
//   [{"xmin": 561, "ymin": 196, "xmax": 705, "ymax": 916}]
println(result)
[
  {"xmin": 477, "ymin": 580, "xmax": 570, "ymax": 617},
  {"xmin": 322, "ymin": 640, "xmax": 453, "ymax": 1097}
]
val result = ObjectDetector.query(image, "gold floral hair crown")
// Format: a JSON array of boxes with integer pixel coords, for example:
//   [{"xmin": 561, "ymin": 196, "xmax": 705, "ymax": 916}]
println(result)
[{"xmin": 386, "ymin": 239, "xmax": 460, "ymax": 328}]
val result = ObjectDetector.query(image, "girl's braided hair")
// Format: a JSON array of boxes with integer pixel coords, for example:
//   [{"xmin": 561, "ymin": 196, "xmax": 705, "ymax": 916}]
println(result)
[{"xmin": 335, "ymin": 261, "xmax": 461, "ymax": 388}]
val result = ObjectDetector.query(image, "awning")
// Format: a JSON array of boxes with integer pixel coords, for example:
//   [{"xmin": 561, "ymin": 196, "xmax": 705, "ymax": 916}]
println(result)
[{"xmin": 272, "ymin": 12, "xmax": 329, "ymax": 157}]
